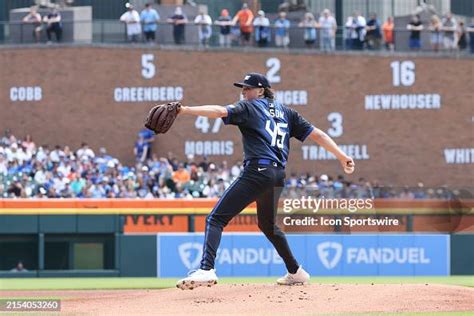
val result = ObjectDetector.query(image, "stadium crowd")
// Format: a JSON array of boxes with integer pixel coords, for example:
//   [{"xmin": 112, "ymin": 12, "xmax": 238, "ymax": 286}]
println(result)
[
  {"xmin": 0, "ymin": 130, "xmax": 454, "ymax": 200},
  {"xmin": 19, "ymin": 2, "xmax": 474, "ymax": 53},
  {"xmin": 117, "ymin": 2, "xmax": 474, "ymax": 53}
]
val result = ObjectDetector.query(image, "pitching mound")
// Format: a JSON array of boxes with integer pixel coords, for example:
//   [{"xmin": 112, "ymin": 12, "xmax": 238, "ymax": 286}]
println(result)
[{"xmin": 4, "ymin": 283, "xmax": 474, "ymax": 315}]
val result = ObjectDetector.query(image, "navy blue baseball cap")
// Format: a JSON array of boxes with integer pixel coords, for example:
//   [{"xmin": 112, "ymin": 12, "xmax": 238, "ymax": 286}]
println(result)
[{"xmin": 233, "ymin": 73, "xmax": 271, "ymax": 89}]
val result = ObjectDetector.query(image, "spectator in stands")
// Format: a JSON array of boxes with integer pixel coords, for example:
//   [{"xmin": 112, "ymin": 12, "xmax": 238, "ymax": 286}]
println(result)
[
  {"xmin": 344, "ymin": 15, "xmax": 355, "ymax": 50},
  {"xmin": 76, "ymin": 142, "xmax": 95, "ymax": 161},
  {"xmin": 43, "ymin": 8, "xmax": 62, "ymax": 43},
  {"xmin": 407, "ymin": 15, "xmax": 423, "ymax": 51},
  {"xmin": 138, "ymin": 128, "xmax": 154, "ymax": 159},
  {"xmin": 232, "ymin": 3, "xmax": 254, "ymax": 46},
  {"xmin": 414, "ymin": 182, "xmax": 427, "ymax": 199},
  {"xmin": 298, "ymin": 12, "xmax": 318, "ymax": 48},
  {"xmin": 49, "ymin": 145, "xmax": 63, "ymax": 163},
  {"xmin": 0, "ymin": 153, "xmax": 6, "ymax": 176},
  {"xmin": 199, "ymin": 156, "xmax": 210, "ymax": 172},
  {"xmin": 457, "ymin": 21, "xmax": 467, "ymax": 51},
  {"xmin": 22, "ymin": 134, "xmax": 36, "ymax": 155},
  {"xmin": 1, "ymin": 129, "xmax": 16, "ymax": 147},
  {"xmin": 365, "ymin": 12, "xmax": 381, "ymax": 50},
  {"xmin": 429, "ymin": 15, "xmax": 442, "ymax": 52},
  {"xmin": 134, "ymin": 135, "xmax": 148, "ymax": 163},
  {"xmin": 172, "ymin": 163, "xmax": 190, "ymax": 186},
  {"xmin": 215, "ymin": 9, "xmax": 232, "ymax": 47},
  {"xmin": 318, "ymin": 9, "xmax": 337, "ymax": 52},
  {"xmin": 230, "ymin": 161, "xmax": 242, "ymax": 178},
  {"xmin": 230, "ymin": 24, "xmax": 241, "ymax": 46},
  {"xmin": 194, "ymin": 9, "xmax": 212, "ymax": 47},
  {"xmin": 5, "ymin": 142, "xmax": 27, "ymax": 164},
  {"xmin": 467, "ymin": 19, "xmax": 474, "ymax": 54},
  {"xmin": 345, "ymin": 12, "xmax": 365, "ymax": 50},
  {"xmin": 253, "ymin": 10, "xmax": 270, "ymax": 47},
  {"xmin": 120, "ymin": 3, "xmax": 141, "ymax": 43},
  {"xmin": 0, "ymin": 131, "xmax": 454, "ymax": 200},
  {"xmin": 382, "ymin": 16, "xmax": 394, "ymax": 51},
  {"xmin": 140, "ymin": 3, "xmax": 160, "ymax": 43},
  {"xmin": 274, "ymin": 11, "xmax": 291, "ymax": 48},
  {"xmin": 167, "ymin": 6, "xmax": 188, "ymax": 45},
  {"xmin": 442, "ymin": 12, "xmax": 457, "ymax": 52},
  {"xmin": 398, "ymin": 186, "xmax": 415, "ymax": 199},
  {"xmin": 10, "ymin": 261, "xmax": 28, "ymax": 273},
  {"xmin": 7, "ymin": 178, "xmax": 25, "ymax": 198},
  {"xmin": 353, "ymin": 11, "xmax": 366, "ymax": 50},
  {"xmin": 22, "ymin": 6, "xmax": 42, "ymax": 43}
]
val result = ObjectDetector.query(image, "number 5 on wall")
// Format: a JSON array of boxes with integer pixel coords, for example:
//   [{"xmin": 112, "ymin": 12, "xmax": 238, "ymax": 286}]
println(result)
[{"xmin": 141, "ymin": 54, "xmax": 156, "ymax": 79}]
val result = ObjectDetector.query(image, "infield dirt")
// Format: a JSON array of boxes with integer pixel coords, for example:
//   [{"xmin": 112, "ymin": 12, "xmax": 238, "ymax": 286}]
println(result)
[{"xmin": 3, "ymin": 283, "xmax": 474, "ymax": 315}]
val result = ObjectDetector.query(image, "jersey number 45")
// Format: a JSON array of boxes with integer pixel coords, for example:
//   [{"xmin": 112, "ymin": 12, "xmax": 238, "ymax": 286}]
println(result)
[{"xmin": 265, "ymin": 120, "xmax": 288, "ymax": 149}]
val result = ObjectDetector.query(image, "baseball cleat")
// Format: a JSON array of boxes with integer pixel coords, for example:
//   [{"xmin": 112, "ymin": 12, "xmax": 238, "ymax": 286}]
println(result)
[
  {"xmin": 277, "ymin": 266, "xmax": 310, "ymax": 286},
  {"xmin": 176, "ymin": 269, "xmax": 218, "ymax": 290}
]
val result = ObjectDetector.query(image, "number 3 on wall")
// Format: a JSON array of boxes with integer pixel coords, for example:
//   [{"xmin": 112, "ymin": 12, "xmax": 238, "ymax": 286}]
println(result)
[
  {"xmin": 141, "ymin": 54, "xmax": 156, "ymax": 79},
  {"xmin": 266, "ymin": 58, "xmax": 281, "ymax": 84},
  {"xmin": 327, "ymin": 112, "xmax": 343, "ymax": 138}
]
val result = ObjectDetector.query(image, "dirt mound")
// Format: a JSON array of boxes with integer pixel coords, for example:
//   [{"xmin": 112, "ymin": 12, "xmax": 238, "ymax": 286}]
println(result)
[{"xmin": 4, "ymin": 283, "xmax": 474, "ymax": 315}]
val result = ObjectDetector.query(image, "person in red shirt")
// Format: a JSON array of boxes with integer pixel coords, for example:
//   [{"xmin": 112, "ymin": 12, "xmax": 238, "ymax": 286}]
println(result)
[{"xmin": 232, "ymin": 3, "xmax": 254, "ymax": 45}]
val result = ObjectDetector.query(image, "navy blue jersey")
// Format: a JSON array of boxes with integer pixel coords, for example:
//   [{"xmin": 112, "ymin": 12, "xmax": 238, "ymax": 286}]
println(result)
[{"xmin": 222, "ymin": 98, "xmax": 314, "ymax": 166}]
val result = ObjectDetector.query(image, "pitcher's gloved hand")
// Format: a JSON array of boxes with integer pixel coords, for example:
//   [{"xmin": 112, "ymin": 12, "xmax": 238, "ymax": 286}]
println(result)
[{"xmin": 144, "ymin": 101, "xmax": 181, "ymax": 134}]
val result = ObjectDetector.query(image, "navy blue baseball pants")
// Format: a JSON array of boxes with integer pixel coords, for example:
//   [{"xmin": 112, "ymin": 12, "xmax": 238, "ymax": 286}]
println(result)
[{"xmin": 200, "ymin": 160, "xmax": 299, "ymax": 274}]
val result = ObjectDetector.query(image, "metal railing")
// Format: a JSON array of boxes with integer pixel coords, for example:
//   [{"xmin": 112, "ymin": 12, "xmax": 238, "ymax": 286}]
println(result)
[{"xmin": 0, "ymin": 20, "xmax": 472, "ymax": 54}]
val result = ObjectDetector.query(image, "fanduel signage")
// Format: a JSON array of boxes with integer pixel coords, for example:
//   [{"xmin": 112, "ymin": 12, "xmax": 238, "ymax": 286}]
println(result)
[{"xmin": 156, "ymin": 233, "xmax": 449, "ymax": 277}]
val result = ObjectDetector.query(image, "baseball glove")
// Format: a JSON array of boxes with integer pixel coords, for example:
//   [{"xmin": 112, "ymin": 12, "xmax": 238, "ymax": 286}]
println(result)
[{"xmin": 144, "ymin": 101, "xmax": 181, "ymax": 134}]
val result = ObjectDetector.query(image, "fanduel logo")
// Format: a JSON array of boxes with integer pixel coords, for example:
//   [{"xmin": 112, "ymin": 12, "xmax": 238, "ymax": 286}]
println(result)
[
  {"xmin": 178, "ymin": 242, "xmax": 202, "ymax": 269},
  {"xmin": 316, "ymin": 242, "xmax": 432, "ymax": 269},
  {"xmin": 317, "ymin": 242, "xmax": 343, "ymax": 269},
  {"xmin": 178, "ymin": 242, "xmax": 283, "ymax": 268},
  {"xmin": 346, "ymin": 247, "xmax": 431, "ymax": 264}
]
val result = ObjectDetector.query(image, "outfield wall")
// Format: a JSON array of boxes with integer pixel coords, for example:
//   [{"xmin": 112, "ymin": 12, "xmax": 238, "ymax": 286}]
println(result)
[
  {"xmin": 0, "ymin": 47, "xmax": 472, "ymax": 186},
  {"xmin": 1, "ymin": 226, "xmax": 473, "ymax": 277},
  {"xmin": 1, "ymin": 198, "xmax": 473, "ymax": 277}
]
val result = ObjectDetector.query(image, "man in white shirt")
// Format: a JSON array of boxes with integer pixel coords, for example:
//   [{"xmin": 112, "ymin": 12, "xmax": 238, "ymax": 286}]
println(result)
[
  {"xmin": 318, "ymin": 9, "xmax": 337, "ymax": 52},
  {"xmin": 5, "ymin": 143, "xmax": 28, "ymax": 164},
  {"xmin": 354, "ymin": 12, "xmax": 367, "ymax": 50},
  {"xmin": 194, "ymin": 9, "xmax": 212, "ymax": 47},
  {"xmin": 120, "ymin": 3, "xmax": 141, "ymax": 43},
  {"xmin": 76, "ymin": 143, "xmax": 95, "ymax": 161},
  {"xmin": 253, "ymin": 10, "xmax": 270, "ymax": 47},
  {"xmin": 22, "ymin": 6, "xmax": 42, "ymax": 43},
  {"xmin": 442, "ymin": 12, "xmax": 457, "ymax": 51}
]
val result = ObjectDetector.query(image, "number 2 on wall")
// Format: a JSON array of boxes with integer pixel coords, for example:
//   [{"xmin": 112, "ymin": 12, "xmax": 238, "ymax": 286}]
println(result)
[{"xmin": 266, "ymin": 58, "xmax": 281, "ymax": 84}]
